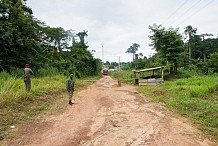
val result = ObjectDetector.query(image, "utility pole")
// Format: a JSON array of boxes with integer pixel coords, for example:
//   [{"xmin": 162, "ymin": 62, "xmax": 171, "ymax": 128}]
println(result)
[
  {"xmin": 117, "ymin": 56, "xmax": 121, "ymax": 71},
  {"xmin": 118, "ymin": 56, "xmax": 121, "ymax": 71},
  {"xmin": 184, "ymin": 30, "xmax": 192, "ymax": 65},
  {"xmin": 199, "ymin": 33, "xmax": 213, "ymax": 62},
  {"xmin": 102, "ymin": 45, "xmax": 104, "ymax": 65},
  {"xmin": 188, "ymin": 41, "xmax": 191, "ymax": 65}
]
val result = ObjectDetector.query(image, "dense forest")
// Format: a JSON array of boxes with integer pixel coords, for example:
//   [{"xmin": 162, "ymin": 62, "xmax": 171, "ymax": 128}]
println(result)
[{"xmin": 0, "ymin": 0, "xmax": 101, "ymax": 77}]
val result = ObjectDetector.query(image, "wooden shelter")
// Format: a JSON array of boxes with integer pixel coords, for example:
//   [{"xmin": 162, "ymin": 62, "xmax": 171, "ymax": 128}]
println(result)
[{"xmin": 132, "ymin": 66, "xmax": 165, "ymax": 85}]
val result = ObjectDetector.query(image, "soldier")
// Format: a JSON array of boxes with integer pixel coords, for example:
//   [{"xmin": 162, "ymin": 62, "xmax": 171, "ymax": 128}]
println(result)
[
  {"xmin": 23, "ymin": 64, "xmax": 34, "ymax": 92},
  {"xmin": 66, "ymin": 74, "xmax": 74, "ymax": 105}
]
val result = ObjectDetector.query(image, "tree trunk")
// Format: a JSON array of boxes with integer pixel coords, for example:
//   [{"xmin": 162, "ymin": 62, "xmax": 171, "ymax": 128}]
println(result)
[{"xmin": 133, "ymin": 53, "xmax": 135, "ymax": 62}]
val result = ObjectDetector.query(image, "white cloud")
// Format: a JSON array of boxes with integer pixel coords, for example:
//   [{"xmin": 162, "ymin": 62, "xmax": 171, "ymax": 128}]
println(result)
[{"xmin": 27, "ymin": 0, "xmax": 218, "ymax": 62}]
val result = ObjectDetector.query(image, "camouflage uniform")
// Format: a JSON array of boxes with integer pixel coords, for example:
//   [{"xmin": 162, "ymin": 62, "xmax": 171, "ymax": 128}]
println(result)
[
  {"xmin": 66, "ymin": 74, "xmax": 74, "ymax": 105},
  {"xmin": 24, "ymin": 65, "xmax": 34, "ymax": 92}
]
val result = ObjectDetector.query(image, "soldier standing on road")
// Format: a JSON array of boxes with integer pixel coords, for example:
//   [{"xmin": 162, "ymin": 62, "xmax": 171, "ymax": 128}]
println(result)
[
  {"xmin": 23, "ymin": 64, "xmax": 34, "ymax": 92},
  {"xmin": 66, "ymin": 74, "xmax": 74, "ymax": 105}
]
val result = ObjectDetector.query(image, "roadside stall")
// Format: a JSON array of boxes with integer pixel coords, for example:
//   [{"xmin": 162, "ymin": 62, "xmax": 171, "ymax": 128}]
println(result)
[{"xmin": 132, "ymin": 66, "xmax": 165, "ymax": 85}]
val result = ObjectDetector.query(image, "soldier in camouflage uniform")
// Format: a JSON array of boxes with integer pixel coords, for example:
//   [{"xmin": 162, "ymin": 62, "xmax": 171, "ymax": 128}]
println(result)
[
  {"xmin": 66, "ymin": 74, "xmax": 74, "ymax": 105},
  {"xmin": 23, "ymin": 64, "xmax": 34, "ymax": 92}
]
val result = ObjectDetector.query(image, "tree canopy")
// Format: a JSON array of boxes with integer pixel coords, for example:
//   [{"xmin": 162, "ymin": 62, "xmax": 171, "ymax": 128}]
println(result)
[
  {"xmin": 148, "ymin": 24, "xmax": 184, "ymax": 72},
  {"xmin": 0, "ymin": 0, "xmax": 101, "ymax": 77},
  {"xmin": 125, "ymin": 24, "xmax": 218, "ymax": 74},
  {"xmin": 126, "ymin": 43, "xmax": 140, "ymax": 62}
]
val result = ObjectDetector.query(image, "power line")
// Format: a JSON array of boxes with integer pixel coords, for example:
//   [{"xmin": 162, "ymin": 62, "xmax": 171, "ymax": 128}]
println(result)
[
  {"xmin": 171, "ymin": 0, "xmax": 203, "ymax": 25},
  {"xmin": 164, "ymin": 0, "xmax": 189, "ymax": 24},
  {"xmin": 176, "ymin": 0, "xmax": 215, "ymax": 25}
]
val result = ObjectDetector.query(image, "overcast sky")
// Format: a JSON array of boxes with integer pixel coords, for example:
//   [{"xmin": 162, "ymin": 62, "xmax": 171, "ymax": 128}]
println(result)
[{"xmin": 26, "ymin": 0, "xmax": 217, "ymax": 62}]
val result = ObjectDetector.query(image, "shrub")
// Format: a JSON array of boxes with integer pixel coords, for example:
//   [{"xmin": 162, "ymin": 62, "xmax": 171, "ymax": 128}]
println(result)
[
  {"xmin": 0, "ymin": 71, "xmax": 11, "ymax": 80},
  {"xmin": 36, "ymin": 67, "xmax": 60, "ymax": 77}
]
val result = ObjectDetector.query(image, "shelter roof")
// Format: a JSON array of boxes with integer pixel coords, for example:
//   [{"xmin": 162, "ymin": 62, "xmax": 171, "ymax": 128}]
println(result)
[{"xmin": 132, "ymin": 66, "xmax": 165, "ymax": 73}]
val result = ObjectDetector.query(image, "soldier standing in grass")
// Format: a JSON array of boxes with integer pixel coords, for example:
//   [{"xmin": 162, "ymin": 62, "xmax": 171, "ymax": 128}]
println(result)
[
  {"xmin": 23, "ymin": 64, "xmax": 34, "ymax": 92},
  {"xmin": 66, "ymin": 74, "xmax": 74, "ymax": 105}
]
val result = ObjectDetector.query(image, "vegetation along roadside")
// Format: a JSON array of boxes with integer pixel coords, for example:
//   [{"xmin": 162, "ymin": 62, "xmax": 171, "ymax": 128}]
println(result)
[
  {"xmin": 0, "ymin": 71, "xmax": 101, "ymax": 141},
  {"xmin": 110, "ymin": 70, "xmax": 218, "ymax": 141}
]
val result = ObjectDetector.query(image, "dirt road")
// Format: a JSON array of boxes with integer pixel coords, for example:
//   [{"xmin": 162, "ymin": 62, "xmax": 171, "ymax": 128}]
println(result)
[{"xmin": 5, "ymin": 76, "xmax": 216, "ymax": 146}]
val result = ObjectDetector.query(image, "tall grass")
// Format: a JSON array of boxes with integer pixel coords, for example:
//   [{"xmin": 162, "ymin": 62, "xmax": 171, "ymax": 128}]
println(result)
[
  {"xmin": 138, "ymin": 75, "xmax": 218, "ymax": 140},
  {"xmin": 0, "ymin": 71, "xmax": 11, "ymax": 79},
  {"xmin": 36, "ymin": 67, "xmax": 60, "ymax": 77},
  {"xmin": 109, "ymin": 70, "xmax": 135, "ymax": 83},
  {"xmin": 0, "ymin": 69, "xmax": 100, "ymax": 140},
  {"xmin": 0, "ymin": 73, "xmax": 66, "ymax": 140},
  {"xmin": 0, "ymin": 76, "xmax": 23, "ymax": 104},
  {"xmin": 0, "ymin": 75, "xmax": 66, "ymax": 108},
  {"xmin": 109, "ymin": 69, "xmax": 166, "ymax": 83},
  {"xmin": 10, "ymin": 68, "xmax": 24, "ymax": 77},
  {"xmin": 0, "ymin": 74, "xmax": 66, "ymax": 139},
  {"xmin": 110, "ymin": 70, "xmax": 218, "ymax": 140}
]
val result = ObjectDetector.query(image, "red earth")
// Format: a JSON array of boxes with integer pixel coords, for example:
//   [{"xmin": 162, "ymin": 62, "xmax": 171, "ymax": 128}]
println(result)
[{"xmin": 3, "ymin": 76, "xmax": 217, "ymax": 146}]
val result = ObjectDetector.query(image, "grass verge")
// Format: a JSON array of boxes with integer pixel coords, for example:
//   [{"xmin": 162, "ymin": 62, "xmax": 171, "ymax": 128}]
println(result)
[
  {"xmin": 0, "ymin": 74, "xmax": 101, "ymax": 141},
  {"xmin": 109, "ymin": 70, "xmax": 135, "ymax": 84},
  {"xmin": 110, "ymin": 70, "xmax": 218, "ymax": 141},
  {"xmin": 138, "ymin": 75, "xmax": 218, "ymax": 140}
]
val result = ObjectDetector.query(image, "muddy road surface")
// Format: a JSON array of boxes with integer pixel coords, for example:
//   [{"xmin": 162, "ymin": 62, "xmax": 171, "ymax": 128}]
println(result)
[{"xmin": 5, "ymin": 76, "xmax": 216, "ymax": 146}]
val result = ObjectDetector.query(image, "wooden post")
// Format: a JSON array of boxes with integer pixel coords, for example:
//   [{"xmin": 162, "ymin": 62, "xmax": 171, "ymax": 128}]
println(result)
[{"xmin": 118, "ymin": 80, "xmax": 121, "ymax": 87}]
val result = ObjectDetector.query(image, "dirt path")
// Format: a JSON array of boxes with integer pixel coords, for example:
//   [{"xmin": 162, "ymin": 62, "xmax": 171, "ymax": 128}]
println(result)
[{"xmin": 4, "ymin": 76, "xmax": 216, "ymax": 146}]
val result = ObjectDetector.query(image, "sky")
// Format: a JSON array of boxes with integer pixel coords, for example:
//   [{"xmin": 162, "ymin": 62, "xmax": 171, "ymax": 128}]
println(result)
[{"xmin": 26, "ymin": 0, "xmax": 218, "ymax": 62}]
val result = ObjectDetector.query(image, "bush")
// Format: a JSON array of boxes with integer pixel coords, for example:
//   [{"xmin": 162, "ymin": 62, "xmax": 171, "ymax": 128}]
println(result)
[
  {"xmin": 138, "ymin": 74, "xmax": 218, "ymax": 138},
  {"xmin": 36, "ymin": 67, "xmax": 60, "ymax": 77},
  {"xmin": 0, "ymin": 71, "xmax": 11, "ymax": 80},
  {"xmin": 109, "ymin": 70, "xmax": 135, "ymax": 84},
  {"xmin": 10, "ymin": 68, "xmax": 23, "ymax": 78},
  {"xmin": 206, "ymin": 52, "xmax": 218, "ymax": 73}
]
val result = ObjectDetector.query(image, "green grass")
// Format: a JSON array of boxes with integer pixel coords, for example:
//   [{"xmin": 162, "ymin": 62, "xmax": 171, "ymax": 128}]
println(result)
[
  {"xmin": 109, "ymin": 70, "xmax": 135, "ymax": 84},
  {"xmin": 138, "ymin": 75, "xmax": 218, "ymax": 140},
  {"xmin": 36, "ymin": 67, "xmax": 60, "ymax": 77},
  {"xmin": 0, "ymin": 73, "xmax": 101, "ymax": 140},
  {"xmin": 109, "ymin": 69, "xmax": 167, "ymax": 84},
  {"xmin": 110, "ymin": 70, "xmax": 218, "ymax": 140}
]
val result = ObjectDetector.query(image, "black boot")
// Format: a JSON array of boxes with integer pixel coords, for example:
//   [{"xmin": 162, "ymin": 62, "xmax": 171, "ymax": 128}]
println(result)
[{"xmin": 69, "ymin": 100, "xmax": 73, "ymax": 105}]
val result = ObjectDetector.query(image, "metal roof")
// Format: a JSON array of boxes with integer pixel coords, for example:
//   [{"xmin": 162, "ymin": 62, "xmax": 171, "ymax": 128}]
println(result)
[{"xmin": 132, "ymin": 66, "xmax": 165, "ymax": 73}]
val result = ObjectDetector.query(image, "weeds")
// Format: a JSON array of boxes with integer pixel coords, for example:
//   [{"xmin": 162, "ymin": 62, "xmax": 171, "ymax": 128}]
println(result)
[
  {"xmin": 36, "ymin": 67, "xmax": 60, "ymax": 77},
  {"xmin": 0, "ymin": 72, "xmax": 99, "ymax": 140},
  {"xmin": 109, "ymin": 70, "xmax": 135, "ymax": 84},
  {"xmin": 111, "ymin": 70, "xmax": 218, "ymax": 140},
  {"xmin": 138, "ymin": 75, "xmax": 218, "ymax": 140}
]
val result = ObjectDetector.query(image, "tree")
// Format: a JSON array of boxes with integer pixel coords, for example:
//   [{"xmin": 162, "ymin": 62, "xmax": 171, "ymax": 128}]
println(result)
[
  {"xmin": 126, "ymin": 43, "xmax": 140, "ymax": 62},
  {"xmin": 206, "ymin": 52, "xmax": 218, "ymax": 73},
  {"xmin": 199, "ymin": 33, "xmax": 213, "ymax": 62},
  {"xmin": 76, "ymin": 30, "xmax": 88, "ymax": 45},
  {"xmin": 184, "ymin": 25, "xmax": 197, "ymax": 65},
  {"xmin": 105, "ymin": 61, "xmax": 110, "ymax": 66},
  {"xmin": 44, "ymin": 27, "xmax": 68, "ymax": 52},
  {"xmin": 0, "ymin": 0, "xmax": 101, "ymax": 78},
  {"xmin": 149, "ymin": 24, "xmax": 184, "ymax": 73},
  {"xmin": 0, "ymin": 0, "xmax": 43, "ymax": 70},
  {"xmin": 139, "ymin": 53, "xmax": 143, "ymax": 59}
]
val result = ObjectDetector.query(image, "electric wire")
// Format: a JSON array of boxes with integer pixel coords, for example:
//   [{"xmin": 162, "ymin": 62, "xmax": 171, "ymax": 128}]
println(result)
[
  {"xmin": 176, "ymin": 0, "xmax": 215, "ymax": 25},
  {"xmin": 169, "ymin": 0, "xmax": 203, "ymax": 25},
  {"xmin": 163, "ymin": 0, "xmax": 189, "ymax": 24}
]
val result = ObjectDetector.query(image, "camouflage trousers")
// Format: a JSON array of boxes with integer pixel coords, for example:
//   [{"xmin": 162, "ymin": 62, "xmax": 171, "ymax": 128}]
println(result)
[
  {"xmin": 68, "ymin": 90, "xmax": 74, "ymax": 101},
  {"xmin": 24, "ymin": 77, "xmax": 31, "ymax": 92}
]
